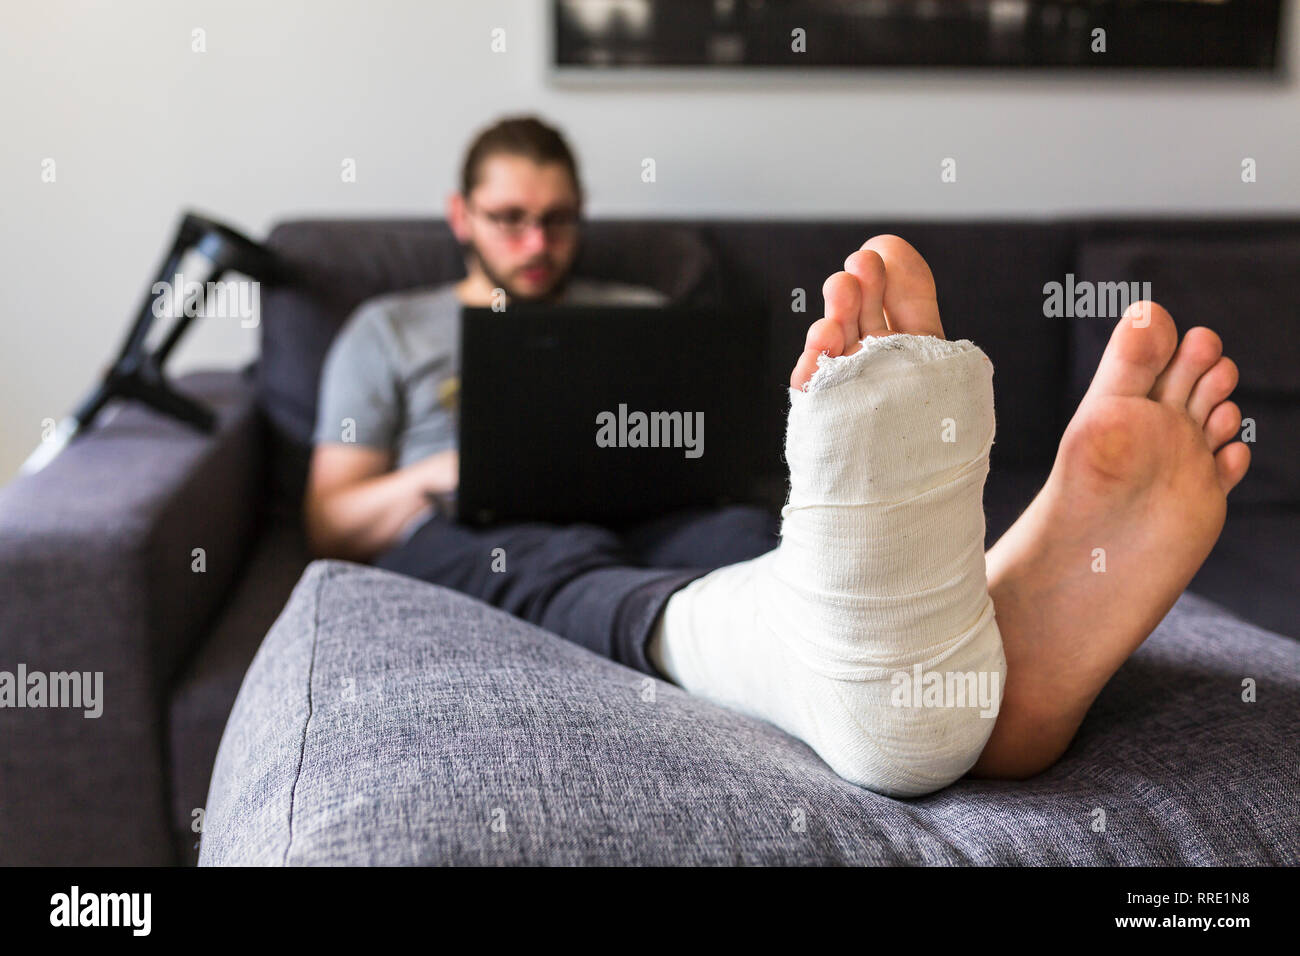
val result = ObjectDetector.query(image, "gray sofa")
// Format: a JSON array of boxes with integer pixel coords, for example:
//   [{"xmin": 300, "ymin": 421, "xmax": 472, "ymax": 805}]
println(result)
[
  {"xmin": 200, "ymin": 563, "xmax": 1298, "ymax": 865},
  {"xmin": 2, "ymin": 216, "xmax": 1297, "ymax": 866}
]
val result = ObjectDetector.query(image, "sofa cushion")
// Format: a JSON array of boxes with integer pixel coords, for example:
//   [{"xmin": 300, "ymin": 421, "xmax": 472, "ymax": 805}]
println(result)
[
  {"xmin": 255, "ymin": 219, "xmax": 718, "ymax": 514},
  {"xmin": 1070, "ymin": 235, "xmax": 1300, "ymax": 506},
  {"xmin": 200, "ymin": 561, "xmax": 1299, "ymax": 866}
]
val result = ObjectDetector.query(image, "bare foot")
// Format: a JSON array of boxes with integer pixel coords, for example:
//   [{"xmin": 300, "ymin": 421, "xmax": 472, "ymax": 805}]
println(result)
[{"xmin": 972, "ymin": 302, "xmax": 1250, "ymax": 778}]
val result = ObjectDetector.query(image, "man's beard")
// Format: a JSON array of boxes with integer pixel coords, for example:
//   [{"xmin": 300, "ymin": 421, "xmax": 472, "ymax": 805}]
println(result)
[{"xmin": 466, "ymin": 240, "xmax": 576, "ymax": 303}]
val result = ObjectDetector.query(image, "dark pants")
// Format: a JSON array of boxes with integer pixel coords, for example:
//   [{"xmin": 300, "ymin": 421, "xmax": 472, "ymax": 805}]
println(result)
[{"xmin": 373, "ymin": 505, "xmax": 780, "ymax": 677}]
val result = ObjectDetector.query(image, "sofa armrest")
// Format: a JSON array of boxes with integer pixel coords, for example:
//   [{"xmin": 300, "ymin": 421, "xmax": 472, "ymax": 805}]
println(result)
[{"xmin": 0, "ymin": 368, "xmax": 265, "ymax": 864}]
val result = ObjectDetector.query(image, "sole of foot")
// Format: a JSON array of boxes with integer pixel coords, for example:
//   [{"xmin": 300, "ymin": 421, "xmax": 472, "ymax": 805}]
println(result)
[{"xmin": 973, "ymin": 300, "xmax": 1250, "ymax": 778}]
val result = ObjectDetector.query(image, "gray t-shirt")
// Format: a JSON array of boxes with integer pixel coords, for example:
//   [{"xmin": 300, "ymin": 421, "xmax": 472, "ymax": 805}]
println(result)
[{"xmin": 313, "ymin": 279, "xmax": 669, "ymax": 468}]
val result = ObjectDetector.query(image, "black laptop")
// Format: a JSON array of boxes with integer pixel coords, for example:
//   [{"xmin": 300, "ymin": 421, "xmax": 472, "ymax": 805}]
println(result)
[{"xmin": 457, "ymin": 304, "xmax": 770, "ymax": 527}]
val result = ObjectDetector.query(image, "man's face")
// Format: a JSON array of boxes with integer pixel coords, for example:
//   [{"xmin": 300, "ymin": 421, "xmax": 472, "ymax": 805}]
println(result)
[{"xmin": 457, "ymin": 154, "xmax": 581, "ymax": 302}]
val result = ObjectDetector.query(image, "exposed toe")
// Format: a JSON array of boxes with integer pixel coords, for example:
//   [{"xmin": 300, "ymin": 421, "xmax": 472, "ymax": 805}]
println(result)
[
  {"xmin": 1186, "ymin": 355, "xmax": 1239, "ymax": 427},
  {"xmin": 1084, "ymin": 301, "xmax": 1178, "ymax": 400},
  {"xmin": 822, "ymin": 271, "xmax": 863, "ymax": 357},
  {"xmin": 792, "ymin": 316, "xmax": 848, "ymax": 389},
  {"xmin": 844, "ymin": 249, "xmax": 889, "ymax": 340},
  {"xmin": 1203, "ymin": 400, "xmax": 1242, "ymax": 452},
  {"xmin": 1151, "ymin": 327, "xmax": 1223, "ymax": 409},
  {"xmin": 860, "ymin": 234, "xmax": 944, "ymax": 338},
  {"xmin": 1215, "ymin": 441, "xmax": 1251, "ymax": 494}
]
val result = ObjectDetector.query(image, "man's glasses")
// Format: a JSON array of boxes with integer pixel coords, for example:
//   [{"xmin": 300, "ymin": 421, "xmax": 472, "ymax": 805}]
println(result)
[{"xmin": 468, "ymin": 202, "xmax": 580, "ymax": 240}]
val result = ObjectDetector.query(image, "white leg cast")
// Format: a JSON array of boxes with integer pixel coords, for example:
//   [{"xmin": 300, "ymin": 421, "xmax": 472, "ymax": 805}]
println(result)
[{"xmin": 649, "ymin": 334, "xmax": 1006, "ymax": 797}]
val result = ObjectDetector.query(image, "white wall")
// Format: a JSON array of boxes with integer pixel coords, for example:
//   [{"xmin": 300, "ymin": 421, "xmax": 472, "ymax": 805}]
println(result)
[{"xmin": 2, "ymin": 0, "xmax": 1298, "ymax": 480}]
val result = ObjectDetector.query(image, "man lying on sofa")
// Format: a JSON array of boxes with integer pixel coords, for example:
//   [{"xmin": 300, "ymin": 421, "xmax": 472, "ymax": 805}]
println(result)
[{"xmin": 304, "ymin": 115, "xmax": 1251, "ymax": 797}]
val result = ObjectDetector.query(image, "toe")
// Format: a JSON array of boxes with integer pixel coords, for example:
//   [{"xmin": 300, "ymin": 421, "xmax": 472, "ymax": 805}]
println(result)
[
  {"xmin": 1203, "ymin": 400, "xmax": 1242, "ymax": 452},
  {"xmin": 860, "ymin": 234, "xmax": 944, "ymax": 338},
  {"xmin": 1186, "ymin": 355, "xmax": 1239, "ymax": 427},
  {"xmin": 1151, "ymin": 327, "xmax": 1223, "ymax": 409},
  {"xmin": 844, "ymin": 249, "xmax": 889, "ymax": 340},
  {"xmin": 1215, "ymin": 441, "xmax": 1251, "ymax": 494},
  {"xmin": 790, "ymin": 350, "xmax": 822, "ymax": 390},
  {"xmin": 822, "ymin": 271, "xmax": 863, "ymax": 356},
  {"xmin": 804, "ymin": 315, "xmax": 846, "ymax": 355},
  {"xmin": 1084, "ymin": 300, "xmax": 1178, "ymax": 400},
  {"xmin": 791, "ymin": 316, "xmax": 847, "ymax": 389}
]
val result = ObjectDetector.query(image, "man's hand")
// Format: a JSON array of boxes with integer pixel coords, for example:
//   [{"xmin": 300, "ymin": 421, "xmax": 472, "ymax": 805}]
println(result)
[
  {"xmin": 304, "ymin": 444, "xmax": 459, "ymax": 561},
  {"xmin": 414, "ymin": 449, "xmax": 459, "ymax": 496}
]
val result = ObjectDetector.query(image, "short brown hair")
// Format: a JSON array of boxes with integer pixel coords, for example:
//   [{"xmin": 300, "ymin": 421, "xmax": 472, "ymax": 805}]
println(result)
[{"xmin": 460, "ymin": 116, "xmax": 582, "ymax": 199}]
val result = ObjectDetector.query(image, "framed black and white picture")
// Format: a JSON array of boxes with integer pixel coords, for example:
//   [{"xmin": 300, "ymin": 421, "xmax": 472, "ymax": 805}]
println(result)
[{"xmin": 553, "ymin": 0, "xmax": 1284, "ymax": 71}]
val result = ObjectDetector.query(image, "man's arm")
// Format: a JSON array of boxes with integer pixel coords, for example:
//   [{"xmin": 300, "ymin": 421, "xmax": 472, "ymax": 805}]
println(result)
[
  {"xmin": 306, "ymin": 298, "xmax": 462, "ymax": 562},
  {"xmin": 303, "ymin": 444, "xmax": 458, "ymax": 562}
]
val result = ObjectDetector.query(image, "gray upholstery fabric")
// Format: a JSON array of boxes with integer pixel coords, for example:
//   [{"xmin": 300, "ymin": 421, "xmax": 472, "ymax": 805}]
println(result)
[
  {"xmin": 168, "ymin": 517, "xmax": 314, "ymax": 865},
  {"xmin": 1191, "ymin": 506, "xmax": 1300, "ymax": 640},
  {"xmin": 0, "ymin": 370, "xmax": 264, "ymax": 865},
  {"xmin": 201, "ymin": 561, "xmax": 1300, "ymax": 866}
]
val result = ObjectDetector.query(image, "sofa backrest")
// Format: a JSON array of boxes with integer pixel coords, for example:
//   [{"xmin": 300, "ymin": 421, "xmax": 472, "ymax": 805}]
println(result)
[
  {"xmin": 693, "ymin": 221, "xmax": 1077, "ymax": 470},
  {"xmin": 255, "ymin": 216, "xmax": 1300, "ymax": 513},
  {"xmin": 255, "ymin": 218, "xmax": 720, "ymax": 510}
]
